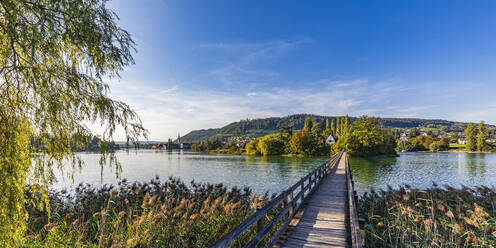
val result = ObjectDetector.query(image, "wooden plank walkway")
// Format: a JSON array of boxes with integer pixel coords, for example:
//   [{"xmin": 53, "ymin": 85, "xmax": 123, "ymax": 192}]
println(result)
[
  {"xmin": 209, "ymin": 151, "xmax": 361, "ymax": 248},
  {"xmin": 277, "ymin": 152, "xmax": 349, "ymax": 247}
]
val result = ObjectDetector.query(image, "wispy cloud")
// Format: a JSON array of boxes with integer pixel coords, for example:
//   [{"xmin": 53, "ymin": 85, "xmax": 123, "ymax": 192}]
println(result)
[
  {"xmin": 106, "ymin": 78, "xmax": 452, "ymax": 140},
  {"xmin": 196, "ymin": 39, "xmax": 309, "ymax": 89}
]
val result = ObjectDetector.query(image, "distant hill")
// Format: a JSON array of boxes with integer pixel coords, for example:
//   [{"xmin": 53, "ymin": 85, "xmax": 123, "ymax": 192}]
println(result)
[{"xmin": 179, "ymin": 114, "xmax": 492, "ymax": 143}]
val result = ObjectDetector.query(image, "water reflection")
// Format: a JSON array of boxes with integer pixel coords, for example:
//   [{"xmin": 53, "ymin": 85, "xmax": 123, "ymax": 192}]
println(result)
[
  {"xmin": 51, "ymin": 151, "xmax": 496, "ymax": 197},
  {"xmin": 350, "ymin": 152, "xmax": 496, "ymax": 195},
  {"xmin": 51, "ymin": 150, "xmax": 327, "ymax": 195}
]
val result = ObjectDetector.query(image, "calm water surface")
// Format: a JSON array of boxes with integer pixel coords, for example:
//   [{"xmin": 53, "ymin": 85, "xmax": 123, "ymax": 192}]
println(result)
[
  {"xmin": 53, "ymin": 151, "xmax": 496, "ymax": 196},
  {"xmin": 350, "ymin": 152, "xmax": 496, "ymax": 195},
  {"xmin": 53, "ymin": 150, "xmax": 327, "ymax": 195}
]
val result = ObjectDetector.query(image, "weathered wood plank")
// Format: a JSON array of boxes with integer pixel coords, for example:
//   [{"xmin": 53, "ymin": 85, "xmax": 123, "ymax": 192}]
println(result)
[{"xmin": 278, "ymin": 153, "xmax": 349, "ymax": 248}]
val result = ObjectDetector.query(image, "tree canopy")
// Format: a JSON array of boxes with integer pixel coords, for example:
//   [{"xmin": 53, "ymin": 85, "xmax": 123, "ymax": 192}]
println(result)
[
  {"xmin": 0, "ymin": 1, "xmax": 146, "ymax": 245},
  {"xmin": 332, "ymin": 116, "xmax": 397, "ymax": 157}
]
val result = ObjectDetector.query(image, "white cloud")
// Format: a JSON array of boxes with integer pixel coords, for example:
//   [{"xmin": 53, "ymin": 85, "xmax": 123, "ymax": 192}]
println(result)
[{"xmin": 104, "ymin": 78, "xmax": 446, "ymax": 141}]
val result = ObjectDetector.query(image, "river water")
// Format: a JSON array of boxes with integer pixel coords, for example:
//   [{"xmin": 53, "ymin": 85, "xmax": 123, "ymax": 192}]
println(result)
[
  {"xmin": 350, "ymin": 152, "xmax": 496, "ymax": 195},
  {"xmin": 52, "ymin": 150, "xmax": 327, "ymax": 195},
  {"xmin": 51, "ymin": 151, "xmax": 496, "ymax": 196}
]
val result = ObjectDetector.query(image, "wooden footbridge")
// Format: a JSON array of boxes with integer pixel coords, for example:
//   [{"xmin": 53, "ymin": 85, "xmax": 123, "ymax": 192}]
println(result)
[{"xmin": 210, "ymin": 151, "xmax": 363, "ymax": 248}]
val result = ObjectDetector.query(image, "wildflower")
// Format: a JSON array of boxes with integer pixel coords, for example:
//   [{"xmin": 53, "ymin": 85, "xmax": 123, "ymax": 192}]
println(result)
[
  {"xmin": 445, "ymin": 210, "xmax": 454, "ymax": 218},
  {"xmin": 93, "ymin": 212, "xmax": 101, "ymax": 218},
  {"xmin": 118, "ymin": 211, "xmax": 127, "ymax": 217}
]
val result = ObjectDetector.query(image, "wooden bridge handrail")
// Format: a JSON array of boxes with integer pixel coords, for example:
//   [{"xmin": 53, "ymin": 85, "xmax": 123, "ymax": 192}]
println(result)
[
  {"xmin": 345, "ymin": 154, "xmax": 364, "ymax": 248},
  {"xmin": 209, "ymin": 152, "xmax": 343, "ymax": 248}
]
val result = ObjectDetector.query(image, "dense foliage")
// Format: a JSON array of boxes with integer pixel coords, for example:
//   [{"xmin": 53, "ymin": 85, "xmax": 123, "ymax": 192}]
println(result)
[
  {"xmin": 331, "ymin": 117, "xmax": 397, "ymax": 157},
  {"xmin": 24, "ymin": 177, "xmax": 268, "ymax": 247},
  {"xmin": 180, "ymin": 114, "xmax": 493, "ymax": 143},
  {"xmin": 245, "ymin": 117, "xmax": 331, "ymax": 156},
  {"xmin": 0, "ymin": 1, "xmax": 146, "ymax": 245},
  {"xmin": 359, "ymin": 185, "xmax": 496, "ymax": 247}
]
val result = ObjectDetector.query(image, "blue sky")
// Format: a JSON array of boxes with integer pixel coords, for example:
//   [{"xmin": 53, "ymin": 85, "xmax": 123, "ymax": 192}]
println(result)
[{"xmin": 106, "ymin": 0, "xmax": 496, "ymax": 140}]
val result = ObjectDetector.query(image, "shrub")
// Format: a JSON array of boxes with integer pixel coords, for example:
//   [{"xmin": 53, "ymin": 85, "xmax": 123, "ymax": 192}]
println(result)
[
  {"xmin": 256, "ymin": 134, "xmax": 285, "ymax": 155},
  {"xmin": 430, "ymin": 142, "xmax": 440, "ymax": 152},
  {"xmin": 245, "ymin": 138, "xmax": 261, "ymax": 155}
]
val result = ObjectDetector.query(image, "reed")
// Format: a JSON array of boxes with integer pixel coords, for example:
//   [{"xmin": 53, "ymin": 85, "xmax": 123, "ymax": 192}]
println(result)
[
  {"xmin": 358, "ymin": 184, "xmax": 496, "ymax": 247},
  {"xmin": 23, "ymin": 176, "xmax": 269, "ymax": 247}
]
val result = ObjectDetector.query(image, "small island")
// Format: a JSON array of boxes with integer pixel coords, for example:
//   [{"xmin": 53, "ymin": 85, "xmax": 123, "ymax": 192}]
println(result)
[{"xmin": 186, "ymin": 114, "xmax": 496, "ymax": 157}]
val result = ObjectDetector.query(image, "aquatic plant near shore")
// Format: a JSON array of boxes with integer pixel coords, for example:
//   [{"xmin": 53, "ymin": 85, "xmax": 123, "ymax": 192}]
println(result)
[
  {"xmin": 24, "ymin": 177, "xmax": 269, "ymax": 247},
  {"xmin": 359, "ymin": 184, "xmax": 496, "ymax": 247}
]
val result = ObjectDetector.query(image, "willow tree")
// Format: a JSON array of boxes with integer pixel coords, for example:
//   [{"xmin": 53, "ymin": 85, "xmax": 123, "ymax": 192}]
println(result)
[{"xmin": 0, "ymin": 1, "xmax": 146, "ymax": 245}]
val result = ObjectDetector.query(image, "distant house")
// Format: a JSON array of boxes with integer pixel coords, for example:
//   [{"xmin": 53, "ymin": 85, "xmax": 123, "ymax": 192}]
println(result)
[
  {"xmin": 458, "ymin": 138, "xmax": 466, "ymax": 145},
  {"xmin": 399, "ymin": 133, "xmax": 408, "ymax": 141},
  {"xmin": 326, "ymin": 135, "xmax": 336, "ymax": 145},
  {"xmin": 421, "ymin": 132, "xmax": 428, "ymax": 136}
]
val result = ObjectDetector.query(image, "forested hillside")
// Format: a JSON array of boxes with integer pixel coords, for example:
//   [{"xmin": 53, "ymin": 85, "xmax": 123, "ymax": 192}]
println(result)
[{"xmin": 179, "ymin": 114, "xmax": 490, "ymax": 142}]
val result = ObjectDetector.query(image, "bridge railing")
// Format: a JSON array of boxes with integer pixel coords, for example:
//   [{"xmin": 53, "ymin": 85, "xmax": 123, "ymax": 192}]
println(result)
[
  {"xmin": 345, "ymin": 154, "xmax": 364, "ymax": 248},
  {"xmin": 209, "ymin": 152, "xmax": 343, "ymax": 248}
]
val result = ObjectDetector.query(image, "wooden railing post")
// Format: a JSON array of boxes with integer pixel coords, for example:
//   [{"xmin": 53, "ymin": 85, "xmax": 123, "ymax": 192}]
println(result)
[
  {"xmin": 308, "ymin": 175, "xmax": 312, "ymax": 190},
  {"xmin": 256, "ymin": 212, "xmax": 264, "ymax": 244},
  {"xmin": 289, "ymin": 191, "xmax": 294, "ymax": 216},
  {"xmin": 283, "ymin": 196, "xmax": 288, "ymax": 219},
  {"xmin": 301, "ymin": 180, "xmax": 305, "ymax": 199}
]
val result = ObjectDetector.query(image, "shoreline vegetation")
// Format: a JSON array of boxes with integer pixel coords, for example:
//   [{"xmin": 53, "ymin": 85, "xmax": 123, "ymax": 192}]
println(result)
[
  {"xmin": 359, "ymin": 184, "xmax": 496, "ymax": 247},
  {"xmin": 191, "ymin": 116, "xmax": 397, "ymax": 158},
  {"xmin": 187, "ymin": 116, "xmax": 496, "ymax": 157},
  {"xmin": 24, "ymin": 176, "xmax": 496, "ymax": 247},
  {"xmin": 24, "ymin": 177, "xmax": 272, "ymax": 247}
]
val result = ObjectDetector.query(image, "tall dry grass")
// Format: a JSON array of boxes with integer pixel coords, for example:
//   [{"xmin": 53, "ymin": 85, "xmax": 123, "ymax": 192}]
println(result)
[
  {"xmin": 24, "ymin": 177, "xmax": 270, "ymax": 247},
  {"xmin": 359, "ymin": 184, "xmax": 496, "ymax": 247}
]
